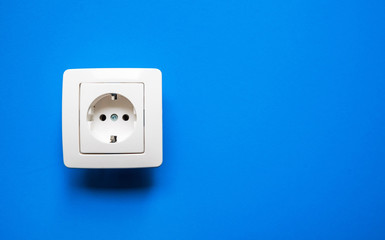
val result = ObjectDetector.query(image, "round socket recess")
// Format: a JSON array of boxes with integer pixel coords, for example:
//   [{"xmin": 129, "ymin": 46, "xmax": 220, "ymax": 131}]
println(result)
[{"xmin": 87, "ymin": 93, "xmax": 137, "ymax": 144}]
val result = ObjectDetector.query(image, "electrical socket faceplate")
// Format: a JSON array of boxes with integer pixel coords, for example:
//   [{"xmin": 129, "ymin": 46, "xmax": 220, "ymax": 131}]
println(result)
[{"xmin": 62, "ymin": 68, "xmax": 162, "ymax": 168}]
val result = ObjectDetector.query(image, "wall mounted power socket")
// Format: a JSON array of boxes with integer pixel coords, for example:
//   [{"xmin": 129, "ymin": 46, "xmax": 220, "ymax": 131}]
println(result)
[{"xmin": 62, "ymin": 68, "xmax": 162, "ymax": 168}]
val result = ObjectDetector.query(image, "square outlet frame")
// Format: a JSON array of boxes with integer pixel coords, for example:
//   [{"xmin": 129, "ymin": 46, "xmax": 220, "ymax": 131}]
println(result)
[{"xmin": 62, "ymin": 68, "xmax": 162, "ymax": 168}]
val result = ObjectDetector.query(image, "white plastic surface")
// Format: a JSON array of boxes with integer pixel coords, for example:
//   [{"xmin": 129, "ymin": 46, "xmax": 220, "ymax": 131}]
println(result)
[
  {"xmin": 80, "ymin": 83, "xmax": 144, "ymax": 153},
  {"xmin": 62, "ymin": 68, "xmax": 162, "ymax": 168}
]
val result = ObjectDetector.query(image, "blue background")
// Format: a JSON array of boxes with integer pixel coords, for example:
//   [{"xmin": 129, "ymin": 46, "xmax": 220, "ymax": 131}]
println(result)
[{"xmin": 0, "ymin": 0, "xmax": 385, "ymax": 239}]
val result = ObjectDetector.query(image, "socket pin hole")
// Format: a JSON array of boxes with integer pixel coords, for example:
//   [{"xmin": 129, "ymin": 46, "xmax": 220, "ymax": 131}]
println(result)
[
  {"xmin": 123, "ymin": 114, "xmax": 129, "ymax": 121},
  {"xmin": 99, "ymin": 114, "xmax": 106, "ymax": 121}
]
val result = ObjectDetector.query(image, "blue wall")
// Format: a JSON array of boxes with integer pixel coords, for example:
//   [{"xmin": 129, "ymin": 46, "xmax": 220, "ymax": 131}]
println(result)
[{"xmin": 1, "ymin": 0, "xmax": 385, "ymax": 239}]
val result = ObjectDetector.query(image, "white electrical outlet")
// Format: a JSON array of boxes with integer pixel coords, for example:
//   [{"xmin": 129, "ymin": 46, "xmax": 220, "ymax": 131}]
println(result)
[{"xmin": 62, "ymin": 68, "xmax": 162, "ymax": 168}]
